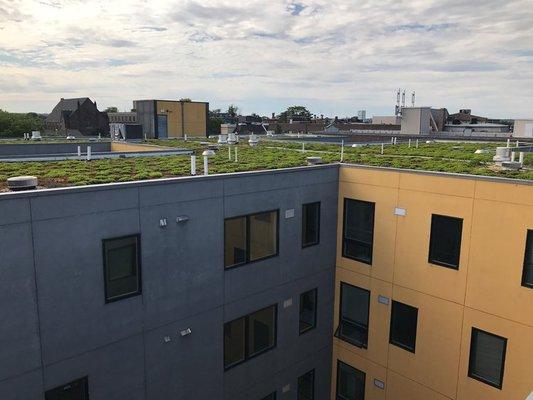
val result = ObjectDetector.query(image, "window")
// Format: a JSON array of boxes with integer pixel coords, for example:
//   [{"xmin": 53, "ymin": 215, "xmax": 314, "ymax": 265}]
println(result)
[
  {"xmin": 336, "ymin": 360, "xmax": 365, "ymax": 400},
  {"xmin": 224, "ymin": 304, "xmax": 277, "ymax": 369},
  {"xmin": 428, "ymin": 214, "xmax": 463, "ymax": 269},
  {"xmin": 45, "ymin": 376, "xmax": 89, "ymax": 400},
  {"xmin": 224, "ymin": 210, "xmax": 278, "ymax": 268},
  {"xmin": 302, "ymin": 202, "xmax": 320, "ymax": 247},
  {"xmin": 299, "ymin": 288, "xmax": 317, "ymax": 334},
  {"xmin": 468, "ymin": 328, "xmax": 507, "ymax": 389},
  {"xmin": 335, "ymin": 283, "xmax": 370, "ymax": 348},
  {"xmin": 389, "ymin": 301, "xmax": 418, "ymax": 353},
  {"xmin": 297, "ymin": 369, "xmax": 315, "ymax": 400},
  {"xmin": 102, "ymin": 234, "xmax": 141, "ymax": 302},
  {"xmin": 522, "ymin": 230, "xmax": 533, "ymax": 288},
  {"xmin": 342, "ymin": 199, "xmax": 375, "ymax": 264},
  {"xmin": 261, "ymin": 392, "xmax": 276, "ymax": 400}
]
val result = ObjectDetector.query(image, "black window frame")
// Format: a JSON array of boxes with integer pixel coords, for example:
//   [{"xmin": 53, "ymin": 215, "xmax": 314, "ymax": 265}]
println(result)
[
  {"xmin": 302, "ymin": 201, "xmax": 321, "ymax": 248},
  {"xmin": 342, "ymin": 198, "xmax": 375, "ymax": 265},
  {"xmin": 428, "ymin": 214, "xmax": 463, "ymax": 270},
  {"xmin": 223, "ymin": 304, "xmax": 278, "ymax": 370},
  {"xmin": 102, "ymin": 234, "xmax": 142, "ymax": 303},
  {"xmin": 389, "ymin": 300, "xmax": 418, "ymax": 353},
  {"xmin": 224, "ymin": 209, "xmax": 280, "ymax": 269},
  {"xmin": 299, "ymin": 288, "xmax": 318, "ymax": 335},
  {"xmin": 468, "ymin": 327, "xmax": 507, "ymax": 389},
  {"xmin": 336, "ymin": 360, "xmax": 366, "ymax": 400},
  {"xmin": 45, "ymin": 376, "xmax": 89, "ymax": 400},
  {"xmin": 297, "ymin": 369, "xmax": 315, "ymax": 400},
  {"xmin": 260, "ymin": 392, "xmax": 276, "ymax": 400},
  {"xmin": 521, "ymin": 230, "xmax": 533, "ymax": 289},
  {"xmin": 335, "ymin": 282, "xmax": 370, "ymax": 349}
]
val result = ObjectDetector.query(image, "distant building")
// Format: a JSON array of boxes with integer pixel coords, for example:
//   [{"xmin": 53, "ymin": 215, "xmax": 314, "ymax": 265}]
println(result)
[
  {"xmin": 513, "ymin": 119, "xmax": 533, "ymax": 138},
  {"xmin": 268, "ymin": 121, "xmax": 326, "ymax": 134},
  {"xmin": 324, "ymin": 122, "xmax": 400, "ymax": 134},
  {"xmin": 220, "ymin": 124, "xmax": 237, "ymax": 134},
  {"xmin": 372, "ymin": 116, "xmax": 401, "ymax": 125},
  {"xmin": 108, "ymin": 112, "xmax": 137, "ymax": 123},
  {"xmin": 400, "ymin": 107, "xmax": 434, "ymax": 134},
  {"xmin": 444, "ymin": 123, "xmax": 510, "ymax": 134},
  {"xmin": 134, "ymin": 99, "xmax": 208, "ymax": 138},
  {"xmin": 448, "ymin": 109, "xmax": 488, "ymax": 124},
  {"xmin": 45, "ymin": 97, "xmax": 109, "ymax": 136},
  {"xmin": 357, "ymin": 110, "xmax": 366, "ymax": 120},
  {"xmin": 400, "ymin": 107, "xmax": 448, "ymax": 134}
]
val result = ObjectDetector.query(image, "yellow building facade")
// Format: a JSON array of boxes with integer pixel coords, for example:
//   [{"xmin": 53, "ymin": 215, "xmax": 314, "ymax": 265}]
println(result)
[
  {"xmin": 134, "ymin": 99, "xmax": 208, "ymax": 138},
  {"xmin": 332, "ymin": 165, "xmax": 533, "ymax": 400},
  {"xmin": 156, "ymin": 100, "xmax": 208, "ymax": 138}
]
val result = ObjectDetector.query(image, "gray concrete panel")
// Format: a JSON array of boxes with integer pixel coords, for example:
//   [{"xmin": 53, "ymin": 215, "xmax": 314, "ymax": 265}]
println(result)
[
  {"xmin": 33, "ymin": 208, "xmax": 143, "ymax": 363},
  {"xmin": 0, "ymin": 223, "xmax": 41, "ymax": 380},
  {"xmin": 140, "ymin": 197, "xmax": 224, "ymax": 329},
  {"xmin": 43, "ymin": 334, "xmax": 145, "ymax": 400},
  {"xmin": 0, "ymin": 197, "xmax": 31, "ymax": 226},
  {"xmin": 0, "ymin": 369, "xmax": 43, "ymax": 400},
  {"xmin": 29, "ymin": 186, "xmax": 139, "ymax": 221},
  {"xmin": 144, "ymin": 307, "xmax": 224, "ymax": 400}
]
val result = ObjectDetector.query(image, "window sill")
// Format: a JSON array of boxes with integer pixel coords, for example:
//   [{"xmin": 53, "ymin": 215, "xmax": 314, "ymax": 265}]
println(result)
[
  {"xmin": 428, "ymin": 259, "xmax": 459, "ymax": 270},
  {"xmin": 468, "ymin": 372, "xmax": 503, "ymax": 390},
  {"xmin": 389, "ymin": 339, "xmax": 416, "ymax": 354},
  {"xmin": 224, "ymin": 344, "xmax": 276, "ymax": 371},
  {"xmin": 224, "ymin": 253, "xmax": 279, "ymax": 271},
  {"xmin": 341, "ymin": 254, "xmax": 372, "ymax": 266}
]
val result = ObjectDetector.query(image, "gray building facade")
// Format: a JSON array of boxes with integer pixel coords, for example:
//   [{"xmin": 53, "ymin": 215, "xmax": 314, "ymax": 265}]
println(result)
[{"xmin": 0, "ymin": 165, "xmax": 338, "ymax": 400}]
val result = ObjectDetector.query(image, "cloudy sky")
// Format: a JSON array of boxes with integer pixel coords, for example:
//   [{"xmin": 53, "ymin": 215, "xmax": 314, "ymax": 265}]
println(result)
[{"xmin": 1, "ymin": 0, "xmax": 532, "ymax": 118}]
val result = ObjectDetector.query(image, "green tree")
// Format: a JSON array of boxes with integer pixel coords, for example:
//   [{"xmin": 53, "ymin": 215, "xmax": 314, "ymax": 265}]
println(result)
[
  {"xmin": 278, "ymin": 106, "xmax": 312, "ymax": 122},
  {"xmin": 227, "ymin": 104, "xmax": 239, "ymax": 118},
  {"xmin": 207, "ymin": 109, "xmax": 224, "ymax": 136},
  {"xmin": 179, "ymin": 98, "xmax": 192, "ymax": 102},
  {"xmin": 105, "ymin": 107, "xmax": 118, "ymax": 113},
  {"xmin": 0, "ymin": 109, "xmax": 44, "ymax": 138}
]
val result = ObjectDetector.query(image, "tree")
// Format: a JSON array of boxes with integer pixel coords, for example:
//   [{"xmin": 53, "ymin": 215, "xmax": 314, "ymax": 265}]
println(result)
[
  {"xmin": 179, "ymin": 98, "xmax": 192, "ymax": 102},
  {"xmin": 227, "ymin": 104, "xmax": 239, "ymax": 118},
  {"xmin": 278, "ymin": 106, "xmax": 312, "ymax": 123},
  {"xmin": 207, "ymin": 109, "xmax": 224, "ymax": 136},
  {"xmin": 0, "ymin": 109, "xmax": 44, "ymax": 138},
  {"xmin": 105, "ymin": 107, "xmax": 118, "ymax": 113}
]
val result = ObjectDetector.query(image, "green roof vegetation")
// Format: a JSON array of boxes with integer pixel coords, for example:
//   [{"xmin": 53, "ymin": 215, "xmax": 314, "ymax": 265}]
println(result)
[{"xmin": 0, "ymin": 138, "xmax": 531, "ymax": 190}]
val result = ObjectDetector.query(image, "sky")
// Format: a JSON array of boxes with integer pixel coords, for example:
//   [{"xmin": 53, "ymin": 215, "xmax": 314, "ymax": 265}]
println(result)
[{"xmin": 0, "ymin": 0, "xmax": 532, "ymax": 118}]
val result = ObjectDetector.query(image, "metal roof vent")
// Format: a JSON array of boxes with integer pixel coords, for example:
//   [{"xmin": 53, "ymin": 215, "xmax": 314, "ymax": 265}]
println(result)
[{"xmin": 7, "ymin": 176, "xmax": 38, "ymax": 191}]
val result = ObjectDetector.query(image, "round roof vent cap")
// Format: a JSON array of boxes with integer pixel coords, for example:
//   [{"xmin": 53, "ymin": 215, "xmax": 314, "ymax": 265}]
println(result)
[{"xmin": 7, "ymin": 176, "xmax": 38, "ymax": 191}]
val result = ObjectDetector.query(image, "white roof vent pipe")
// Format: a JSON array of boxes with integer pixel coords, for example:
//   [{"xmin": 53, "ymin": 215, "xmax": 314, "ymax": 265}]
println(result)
[
  {"xmin": 249, "ymin": 134, "xmax": 259, "ymax": 147},
  {"xmin": 218, "ymin": 134, "xmax": 228, "ymax": 145},
  {"xmin": 202, "ymin": 149, "xmax": 215, "ymax": 176},
  {"xmin": 227, "ymin": 132, "xmax": 237, "ymax": 145}
]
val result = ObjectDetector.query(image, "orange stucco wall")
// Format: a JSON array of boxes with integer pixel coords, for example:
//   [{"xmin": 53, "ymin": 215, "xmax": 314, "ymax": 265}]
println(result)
[{"xmin": 332, "ymin": 166, "xmax": 533, "ymax": 400}]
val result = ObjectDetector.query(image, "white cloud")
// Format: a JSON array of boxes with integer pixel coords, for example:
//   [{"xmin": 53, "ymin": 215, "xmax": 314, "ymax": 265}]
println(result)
[{"xmin": 0, "ymin": 0, "xmax": 532, "ymax": 118}]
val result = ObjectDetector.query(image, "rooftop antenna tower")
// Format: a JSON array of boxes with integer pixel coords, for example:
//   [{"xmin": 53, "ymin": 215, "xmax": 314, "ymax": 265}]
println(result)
[
  {"xmin": 411, "ymin": 91, "xmax": 416, "ymax": 107},
  {"xmin": 395, "ymin": 89, "xmax": 401, "ymax": 116},
  {"xmin": 401, "ymin": 90, "xmax": 406, "ymax": 108}
]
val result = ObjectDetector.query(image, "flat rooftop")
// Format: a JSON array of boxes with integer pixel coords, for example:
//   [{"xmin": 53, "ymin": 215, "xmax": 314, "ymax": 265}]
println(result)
[{"xmin": 0, "ymin": 138, "xmax": 531, "ymax": 190}]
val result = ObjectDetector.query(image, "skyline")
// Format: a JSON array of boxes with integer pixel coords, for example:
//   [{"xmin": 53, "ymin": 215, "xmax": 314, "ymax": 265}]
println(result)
[{"xmin": 1, "ymin": 0, "xmax": 532, "ymax": 118}]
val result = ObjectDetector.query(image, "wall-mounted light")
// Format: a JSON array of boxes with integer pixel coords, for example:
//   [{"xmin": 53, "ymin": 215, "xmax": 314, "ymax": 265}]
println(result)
[
  {"xmin": 374, "ymin": 379, "xmax": 385, "ymax": 390},
  {"xmin": 176, "ymin": 216, "xmax": 189, "ymax": 223},
  {"xmin": 283, "ymin": 298, "xmax": 293, "ymax": 308},
  {"xmin": 180, "ymin": 328, "xmax": 192, "ymax": 337}
]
